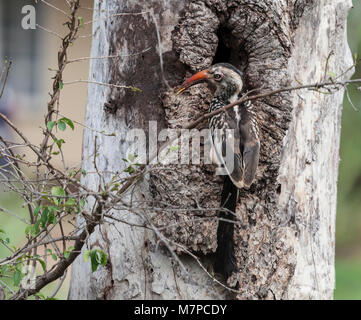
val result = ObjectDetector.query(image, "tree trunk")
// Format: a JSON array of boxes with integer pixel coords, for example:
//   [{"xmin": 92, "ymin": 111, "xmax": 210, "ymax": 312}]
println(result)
[{"xmin": 68, "ymin": 0, "xmax": 353, "ymax": 300}]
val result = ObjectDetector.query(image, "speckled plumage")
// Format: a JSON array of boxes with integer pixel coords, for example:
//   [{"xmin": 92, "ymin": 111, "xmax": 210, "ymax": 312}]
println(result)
[
  {"xmin": 207, "ymin": 64, "xmax": 260, "ymax": 190},
  {"xmin": 179, "ymin": 63, "xmax": 260, "ymax": 278}
]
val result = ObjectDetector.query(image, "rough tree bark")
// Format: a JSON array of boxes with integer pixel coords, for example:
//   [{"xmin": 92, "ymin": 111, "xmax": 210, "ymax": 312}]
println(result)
[{"xmin": 68, "ymin": 0, "xmax": 353, "ymax": 300}]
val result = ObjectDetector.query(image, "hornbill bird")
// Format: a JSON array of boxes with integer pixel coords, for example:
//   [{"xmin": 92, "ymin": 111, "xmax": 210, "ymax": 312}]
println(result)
[{"xmin": 177, "ymin": 63, "xmax": 260, "ymax": 278}]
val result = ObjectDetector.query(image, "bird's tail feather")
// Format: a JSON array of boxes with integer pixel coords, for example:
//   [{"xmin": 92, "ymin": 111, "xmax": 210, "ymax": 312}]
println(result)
[{"xmin": 214, "ymin": 175, "xmax": 238, "ymax": 278}]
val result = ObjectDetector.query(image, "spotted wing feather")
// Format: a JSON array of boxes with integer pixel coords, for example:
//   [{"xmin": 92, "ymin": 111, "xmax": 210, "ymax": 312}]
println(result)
[{"xmin": 210, "ymin": 102, "xmax": 259, "ymax": 188}]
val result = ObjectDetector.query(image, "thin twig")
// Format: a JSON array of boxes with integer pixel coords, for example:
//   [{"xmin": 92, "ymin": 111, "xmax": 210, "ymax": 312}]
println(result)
[
  {"xmin": 0, "ymin": 60, "xmax": 12, "ymax": 99},
  {"xmin": 36, "ymin": 24, "xmax": 63, "ymax": 39},
  {"xmin": 84, "ymin": 11, "xmax": 151, "ymax": 25},
  {"xmin": 66, "ymin": 47, "xmax": 152, "ymax": 64},
  {"xmin": 151, "ymin": 12, "xmax": 170, "ymax": 89},
  {"xmin": 39, "ymin": 0, "xmax": 71, "ymax": 18},
  {"xmin": 62, "ymin": 79, "xmax": 141, "ymax": 92}
]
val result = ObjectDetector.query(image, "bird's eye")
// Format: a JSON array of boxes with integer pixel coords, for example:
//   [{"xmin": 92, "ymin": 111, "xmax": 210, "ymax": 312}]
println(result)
[{"xmin": 214, "ymin": 73, "xmax": 223, "ymax": 81}]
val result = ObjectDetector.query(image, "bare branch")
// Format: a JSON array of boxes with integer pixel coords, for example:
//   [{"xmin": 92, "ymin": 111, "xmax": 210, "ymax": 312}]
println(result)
[{"xmin": 0, "ymin": 60, "xmax": 12, "ymax": 99}]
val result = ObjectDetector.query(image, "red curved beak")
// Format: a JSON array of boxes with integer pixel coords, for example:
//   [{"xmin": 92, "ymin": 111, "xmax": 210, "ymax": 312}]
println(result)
[{"xmin": 176, "ymin": 69, "xmax": 209, "ymax": 94}]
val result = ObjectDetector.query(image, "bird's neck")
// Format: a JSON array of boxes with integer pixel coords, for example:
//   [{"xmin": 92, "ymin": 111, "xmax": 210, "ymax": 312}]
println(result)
[{"xmin": 209, "ymin": 90, "xmax": 239, "ymax": 112}]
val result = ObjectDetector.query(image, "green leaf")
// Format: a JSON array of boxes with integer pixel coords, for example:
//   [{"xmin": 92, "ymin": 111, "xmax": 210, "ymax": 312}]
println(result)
[
  {"xmin": 65, "ymin": 198, "xmax": 76, "ymax": 206},
  {"xmin": 83, "ymin": 250, "xmax": 90, "ymax": 262},
  {"xmin": 111, "ymin": 183, "xmax": 120, "ymax": 192},
  {"xmin": 51, "ymin": 254, "xmax": 57, "ymax": 261},
  {"xmin": 127, "ymin": 154, "xmax": 137, "ymax": 162},
  {"xmin": 130, "ymin": 86, "xmax": 142, "ymax": 93},
  {"xmin": 79, "ymin": 199, "xmax": 85, "ymax": 208},
  {"xmin": 36, "ymin": 258, "xmax": 46, "ymax": 272},
  {"xmin": 33, "ymin": 206, "xmax": 41, "ymax": 217},
  {"xmin": 124, "ymin": 166, "xmax": 135, "ymax": 174},
  {"xmin": 51, "ymin": 186, "xmax": 66, "ymax": 197},
  {"xmin": 78, "ymin": 16, "xmax": 84, "ymax": 27},
  {"xmin": 47, "ymin": 121, "xmax": 56, "ymax": 131},
  {"xmin": 328, "ymin": 71, "xmax": 337, "ymax": 78},
  {"xmin": 41, "ymin": 208, "xmax": 49, "ymax": 227},
  {"xmin": 57, "ymin": 121, "xmax": 66, "ymax": 131},
  {"xmin": 64, "ymin": 246, "xmax": 74, "ymax": 259},
  {"xmin": 35, "ymin": 292, "xmax": 46, "ymax": 300},
  {"xmin": 53, "ymin": 138, "xmax": 65, "ymax": 149},
  {"xmin": 84, "ymin": 249, "xmax": 108, "ymax": 272},
  {"xmin": 81, "ymin": 169, "xmax": 87, "ymax": 176},
  {"xmin": 59, "ymin": 117, "xmax": 74, "ymax": 130},
  {"xmin": 48, "ymin": 212, "xmax": 56, "ymax": 225},
  {"xmin": 90, "ymin": 250, "xmax": 99, "ymax": 272},
  {"xmin": 59, "ymin": 81, "xmax": 63, "ymax": 90},
  {"xmin": 13, "ymin": 269, "xmax": 22, "ymax": 286},
  {"xmin": 48, "ymin": 206, "xmax": 60, "ymax": 213},
  {"xmin": 0, "ymin": 265, "xmax": 8, "ymax": 274},
  {"xmin": 25, "ymin": 225, "xmax": 32, "ymax": 236},
  {"xmin": 41, "ymin": 194, "xmax": 52, "ymax": 202},
  {"xmin": 32, "ymin": 220, "xmax": 41, "ymax": 236},
  {"xmin": 98, "ymin": 250, "xmax": 108, "ymax": 266}
]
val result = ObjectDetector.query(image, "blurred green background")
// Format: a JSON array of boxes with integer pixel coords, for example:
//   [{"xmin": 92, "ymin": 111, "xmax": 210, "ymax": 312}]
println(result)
[
  {"xmin": 334, "ymin": 0, "xmax": 361, "ymax": 300},
  {"xmin": 0, "ymin": 0, "xmax": 361, "ymax": 300}
]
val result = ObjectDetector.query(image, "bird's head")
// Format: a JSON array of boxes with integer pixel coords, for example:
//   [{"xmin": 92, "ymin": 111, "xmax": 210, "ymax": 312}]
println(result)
[{"xmin": 177, "ymin": 63, "xmax": 244, "ymax": 99}]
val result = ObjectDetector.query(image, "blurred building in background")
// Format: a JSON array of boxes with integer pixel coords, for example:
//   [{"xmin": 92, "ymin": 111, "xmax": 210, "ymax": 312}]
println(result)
[
  {"xmin": 0, "ymin": 0, "xmax": 47, "ymax": 112},
  {"xmin": 0, "ymin": 0, "xmax": 92, "ymax": 166}
]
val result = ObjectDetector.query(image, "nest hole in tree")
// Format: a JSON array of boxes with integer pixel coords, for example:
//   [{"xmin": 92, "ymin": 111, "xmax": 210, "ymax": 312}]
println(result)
[{"xmin": 212, "ymin": 27, "xmax": 249, "ymax": 90}]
